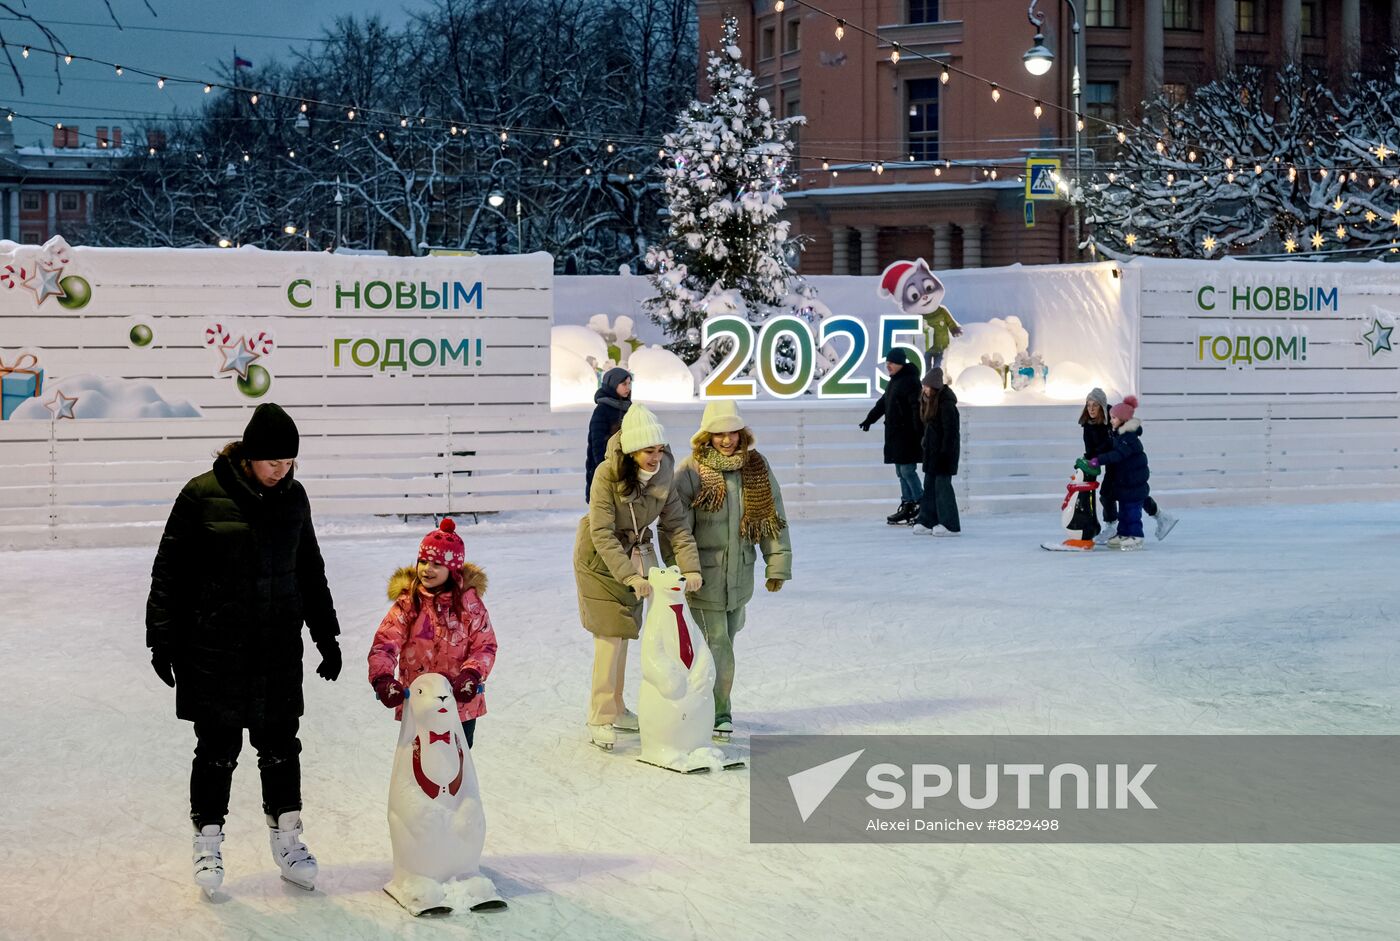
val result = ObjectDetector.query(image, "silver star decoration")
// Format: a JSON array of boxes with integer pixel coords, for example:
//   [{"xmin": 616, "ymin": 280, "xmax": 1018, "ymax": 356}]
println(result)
[
  {"xmin": 22, "ymin": 265, "xmax": 66, "ymax": 306},
  {"xmin": 1362, "ymin": 318, "xmax": 1394, "ymax": 356},
  {"xmin": 218, "ymin": 342, "xmax": 260, "ymax": 379},
  {"xmin": 47, "ymin": 389, "xmax": 79, "ymax": 420}
]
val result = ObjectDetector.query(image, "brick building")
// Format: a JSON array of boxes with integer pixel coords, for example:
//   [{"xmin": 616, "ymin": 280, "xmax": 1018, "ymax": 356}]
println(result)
[
  {"xmin": 697, "ymin": 0, "xmax": 1399, "ymax": 273},
  {"xmin": 0, "ymin": 126, "xmax": 125, "ymax": 245}
]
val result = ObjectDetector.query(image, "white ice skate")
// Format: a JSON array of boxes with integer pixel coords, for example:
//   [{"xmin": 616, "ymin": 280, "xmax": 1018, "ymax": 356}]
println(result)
[
  {"xmin": 268, "ymin": 811, "xmax": 318, "ymax": 890},
  {"xmin": 712, "ymin": 720, "xmax": 733, "ymax": 743},
  {"xmin": 1154, "ymin": 511, "xmax": 1179, "ymax": 541},
  {"xmin": 612, "ymin": 708, "xmax": 640, "ymax": 732},
  {"xmin": 929, "ymin": 525, "xmax": 959, "ymax": 537},
  {"xmin": 1106, "ymin": 535, "xmax": 1124, "ymax": 549},
  {"xmin": 192, "ymin": 824, "xmax": 224, "ymax": 897},
  {"xmin": 911, "ymin": 524, "xmax": 934, "ymax": 535},
  {"xmin": 1118, "ymin": 536, "xmax": 1144, "ymax": 551},
  {"xmin": 588, "ymin": 723, "xmax": 616, "ymax": 751}
]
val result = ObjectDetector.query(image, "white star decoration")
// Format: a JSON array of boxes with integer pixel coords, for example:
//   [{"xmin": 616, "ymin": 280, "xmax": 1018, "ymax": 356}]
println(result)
[
  {"xmin": 22, "ymin": 265, "xmax": 66, "ymax": 305},
  {"xmin": 1362, "ymin": 318, "xmax": 1394, "ymax": 356},
  {"xmin": 218, "ymin": 342, "xmax": 260, "ymax": 379},
  {"xmin": 46, "ymin": 389, "xmax": 79, "ymax": 420}
]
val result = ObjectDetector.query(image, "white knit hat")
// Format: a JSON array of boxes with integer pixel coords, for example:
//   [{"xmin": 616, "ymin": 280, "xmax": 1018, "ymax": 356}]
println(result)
[
  {"xmin": 690, "ymin": 400, "xmax": 747, "ymax": 448},
  {"xmin": 619, "ymin": 402, "xmax": 667, "ymax": 453}
]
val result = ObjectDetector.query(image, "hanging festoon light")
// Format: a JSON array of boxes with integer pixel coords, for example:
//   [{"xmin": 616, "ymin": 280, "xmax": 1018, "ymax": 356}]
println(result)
[
  {"xmin": 1033, "ymin": 101, "xmax": 1043, "ymax": 119},
  {"xmin": 1255, "ymin": 163, "xmax": 1264, "ymax": 175},
  {"xmin": 250, "ymin": 93, "xmax": 259, "ymax": 105},
  {"xmin": 990, "ymin": 83, "xmax": 1001, "ymax": 102},
  {"xmin": 940, "ymin": 68, "xmax": 950, "ymax": 85},
  {"xmin": 835, "ymin": 18, "xmax": 846, "ymax": 40},
  {"xmin": 1117, "ymin": 130, "xmax": 1127, "ymax": 144},
  {"xmin": 606, "ymin": 142, "xmax": 615, "ymax": 154},
  {"xmin": 1187, "ymin": 150, "xmax": 1197, "ymax": 162},
  {"xmin": 400, "ymin": 117, "xmax": 408, "ymax": 127},
  {"xmin": 21, "ymin": 46, "xmax": 29, "ymax": 58},
  {"xmin": 204, "ymin": 83, "xmax": 213, "ymax": 93},
  {"xmin": 64, "ymin": 54, "xmax": 73, "ymax": 65},
  {"xmin": 821, "ymin": 159, "xmax": 830, "ymax": 171},
  {"xmin": 347, "ymin": 109, "xmax": 356, "ymax": 120},
  {"xmin": 157, "ymin": 77, "xmax": 166, "ymax": 89},
  {"xmin": 890, "ymin": 42, "xmax": 901, "ymax": 64},
  {"xmin": 1225, "ymin": 156, "xmax": 1234, "ymax": 170},
  {"xmin": 300, "ymin": 102, "xmax": 309, "ymax": 113},
  {"xmin": 1076, "ymin": 114, "xmax": 1085, "ymax": 132},
  {"xmin": 499, "ymin": 130, "xmax": 509, "ymax": 143},
  {"xmin": 1156, "ymin": 140, "xmax": 1166, "ymax": 154},
  {"xmin": 115, "ymin": 64, "xmax": 123, "ymax": 75}
]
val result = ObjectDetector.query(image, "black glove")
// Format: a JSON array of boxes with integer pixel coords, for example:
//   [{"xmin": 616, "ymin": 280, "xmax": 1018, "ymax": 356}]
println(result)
[
  {"xmin": 859, "ymin": 421, "xmax": 871, "ymax": 432},
  {"xmin": 315, "ymin": 641, "xmax": 342, "ymax": 682},
  {"xmin": 150, "ymin": 647, "xmax": 176, "ymax": 688}
]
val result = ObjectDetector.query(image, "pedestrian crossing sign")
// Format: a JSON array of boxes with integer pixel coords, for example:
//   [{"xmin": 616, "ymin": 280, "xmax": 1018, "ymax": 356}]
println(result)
[{"xmin": 1026, "ymin": 157, "xmax": 1061, "ymax": 201}]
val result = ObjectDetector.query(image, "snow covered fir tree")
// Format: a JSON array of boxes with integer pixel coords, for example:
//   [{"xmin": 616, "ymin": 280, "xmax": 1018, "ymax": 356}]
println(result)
[
  {"xmin": 1084, "ymin": 58, "xmax": 1400, "ymax": 260},
  {"xmin": 645, "ymin": 14, "xmax": 812, "ymax": 367}
]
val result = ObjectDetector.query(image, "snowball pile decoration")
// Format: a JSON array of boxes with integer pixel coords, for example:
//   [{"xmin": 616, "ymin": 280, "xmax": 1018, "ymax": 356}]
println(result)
[
  {"xmin": 954, "ymin": 364, "xmax": 1007, "ymax": 406},
  {"xmin": 1044, "ymin": 360, "xmax": 1096, "ymax": 402},
  {"xmin": 628, "ymin": 345, "xmax": 696, "ymax": 403},
  {"xmin": 943, "ymin": 316, "xmax": 1027, "ymax": 381},
  {"xmin": 550, "ymin": 325, "xmax": 609, "ymax": 367}
]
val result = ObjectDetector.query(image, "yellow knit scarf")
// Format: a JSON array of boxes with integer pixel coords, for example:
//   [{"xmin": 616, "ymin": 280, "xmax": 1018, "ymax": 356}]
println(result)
[{"xmin": 693, "ymin": 447, "xmax": 787, "ymax": 542}]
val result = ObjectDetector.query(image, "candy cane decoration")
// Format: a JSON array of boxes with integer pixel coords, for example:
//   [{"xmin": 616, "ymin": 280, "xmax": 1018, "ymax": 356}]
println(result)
[
  {"xmin": 245, "ymin": 330, "xmax": 275, "ymax": 355},
  {"xmin": 0, "ymin": 264, "xmax": 27, "ymax": 289},
  {"xmin": 205, "ymin": 323, "xmax": 231, "ymax": 346}
]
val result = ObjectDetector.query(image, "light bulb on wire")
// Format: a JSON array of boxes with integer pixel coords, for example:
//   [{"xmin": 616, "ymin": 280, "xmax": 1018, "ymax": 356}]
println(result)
[
  {"xmin": 890, "ymin": 43, "xmax": 901, "ymax": 64},
  {"xmin": 1033, "ymin": 101, "xmax": 1043, "ymax": 119},
  {"xmin": 940, "ymin": 69, "xmax": 950, "ymax": 85},
  {"xmin": 990, "ymin": 83, "xmax": 1000, "ymax": 102},
  {"xmin": 835, "ymin": 19, "xmax": 845, "ymax": 40},
  {"xmin": 157, "ymin": 77, "xmax": 166, "ymax": 89}
]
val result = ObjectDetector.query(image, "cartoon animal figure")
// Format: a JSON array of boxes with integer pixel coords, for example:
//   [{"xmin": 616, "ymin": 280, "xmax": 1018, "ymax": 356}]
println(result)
[
  {"xmin": 1043, "ymin": 459, "xmax": 1101, "ymax": 551},
  {"xmin": 878, "ymin": 258, "xmax": 962, "ymax": 367},
  {"xmin": 384, "ymin": 672, "xmax": 505, "ymax": 916},
  {"xmin": 636, "ymin": 566, "xmax": 732, "ymax": 773}
]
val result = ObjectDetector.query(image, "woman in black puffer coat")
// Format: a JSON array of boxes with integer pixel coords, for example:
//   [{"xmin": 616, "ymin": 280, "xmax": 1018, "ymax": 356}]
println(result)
[
  {"xmin": 585, "ymin": 366, "xmax": 632, "ymax": 501},
  {"xmin": 146, "ymin": 403, "xmax": 340, "ymax": 893}
]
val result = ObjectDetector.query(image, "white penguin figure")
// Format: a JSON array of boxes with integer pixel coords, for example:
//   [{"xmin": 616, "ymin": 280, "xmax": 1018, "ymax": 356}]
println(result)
[
  {"xmin": 636, "ymin": 565, "xmax": 737, "ymax": 773},
  {"xmin": 384, "ymin": 672, "xmax": 505, "ymax": 916}
]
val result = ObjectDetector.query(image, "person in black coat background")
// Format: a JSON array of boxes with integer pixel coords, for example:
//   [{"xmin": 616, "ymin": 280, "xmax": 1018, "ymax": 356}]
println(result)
[
  {"xmin": 146, "ymin": 402, "xmax": 341, "ymax": 893},
  {"xmin": 1089, "ymin": 395, "xmax": 1151, "ymax": 549},
  {"xmin": 1081, "ymin": 387, "xmax": 1176, "ymax": 541},
  {"xmin": 585, "ymin": 366, "xmax": 632, "ymax": 501},
  {"xmin": 860, "ymin": 349, "xmax": 925, "ymax": 524},
  {"xmin": 912, "ymin": 367, "xmax": 961, "ymax": 535}
]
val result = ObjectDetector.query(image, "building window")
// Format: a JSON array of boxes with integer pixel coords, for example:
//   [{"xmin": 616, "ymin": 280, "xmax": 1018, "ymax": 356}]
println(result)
[
  {"xmin": 907, "ymin": 0, "xmax": 939, "ymax": 24},
  {"xmin": 1301, "ymin": 0, "xmax": 1322, "ymax": 37},
  {"xmin": 760, "ymin": 26, "xmax": 776, "ymax": 60},
  {"xmin": 1085, "ymin": 0, "xmax": 1119, "ymax": 28},
  {"xmin": 784, "ymin": 18, "xmax": 800, "ymax": 53},
  {"xmin": 1163, "ymin": 0, "xmax": 1199, "ymax": 30},
  {"xmin": 21, "ymin": 230, "xmax": 42, "ymax": 244},
  {"xmin": 1236, "ymin": 0, "xmax": 1262, "ymax": 33},
  {"xmin": 60, "ymin": 193, "xmax": 80, "ymax": 212},
  {"xmin": 906, "ymin": 77, "xmax": 940, "ymax": 161},
  {"xmin": 20, "ymin": 192, "xmax": 40, "ymax": 212},
  {"xmin": 1085, "ymin": 82, "xmax": 1119, "ymax": 135}
]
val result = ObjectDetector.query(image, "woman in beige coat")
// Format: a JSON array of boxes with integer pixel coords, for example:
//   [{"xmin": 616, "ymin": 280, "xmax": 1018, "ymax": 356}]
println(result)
[{"xmin": 574, "ymin": 403, "xmax": 702, "ymax": 750}]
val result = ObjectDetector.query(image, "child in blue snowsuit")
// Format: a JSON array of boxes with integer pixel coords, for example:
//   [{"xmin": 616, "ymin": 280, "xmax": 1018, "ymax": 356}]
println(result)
[{"xmin": 1089, "ymin": 395, "xmax": 1150, "ymax": 550}]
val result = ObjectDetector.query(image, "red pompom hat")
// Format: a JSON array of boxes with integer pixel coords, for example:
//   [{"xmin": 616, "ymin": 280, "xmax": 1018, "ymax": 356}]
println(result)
[{"xmin": 418, "ymin": 518, "xmax": 465, "ymax": 573}]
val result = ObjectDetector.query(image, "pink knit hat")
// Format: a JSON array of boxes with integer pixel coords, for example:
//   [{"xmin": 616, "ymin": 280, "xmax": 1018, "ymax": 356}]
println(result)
[
  {"xmin": 1110, "ymin": 395, "xmax": 1139, "ymax": 424},
  {"xmin": 418, "ymin": 518, "xmax": 465, "ymax": 573}
]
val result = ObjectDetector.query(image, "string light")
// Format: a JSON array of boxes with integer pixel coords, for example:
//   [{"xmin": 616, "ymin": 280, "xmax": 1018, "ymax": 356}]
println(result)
[
  {"xmin": 249, "ymin": 94, "xmax": 259, "ymax": 105},
  {"xmin": 553, "ymin": 137, "xmax": 561, "ymax": 147},
  {"xmin": 114, "ymin": 65, "xmax": 123, "ymax": 75},
  {"xmin": 450, "ymin": 125, "xmax": 459, "ymax": 135},
  {"xmin": 242, "ymin": 153, "xmax": 250, "ymax": 163},
  {"xmin": 157, "ymin": 77, "xmax": 166, "ymax": 89},
  {"xmin": 890, "ymin": 43, "xmax": 901, "ymax": 65},
  {"xmin": 300, "ymin": 102, "xmax": 309, "ymax": 113},
  {"xmin": 203, "ymin": 84, "xmax": 212, "ymax": 93},
  {"xmin": 64, "ymin": 55, "xmax": 72, "ymax": 65},
  {"xmin": 1336, "ymin": 224, "xmax": 1348, "ymax": 239},
  {"xmin": 1225, "ymin": 157, "xmax": 1234, "ymax": 169},
  {"xmin": 499, "ymin": 130, "xmax": 509, "ymax": 142},
  {"xmin": 1255, "ymin": 164, "xmax": 1263, "ymax": 175},
  {"xmin": 1283, "ymin": 236, "xmax": 1297, "ymax": 253},
  {"xmin": 1310, "ymin": 231, "xmax": 1325, "ymax": 249},
  {"xmin": 1033, "ymin": 101, "xmax": 1043, "ymax": 119},
  {"xmin": 1156, "ymin": 140, "xmax": 1166, "ymax": 154},
  {"xmin": 288, "ymin": 149, "xmax": 296, "ymax": 158},
  {"xmin": 400, "ymin": 117, "xmax": 408, "ymax": 127},
  {"xmin": 21, "ymin": 46, "xmax": 29, "ymax": 58},
  {"xmin": 606, "ymin": 142, "xmax": 615, "ymax": 153},
  {"xmin": 835, "ymin": 19, "xmax": 845, "ymax": 40},
  {"xmin": 990, "ymin": 83, "xmax": 1000, "ymax": 103},
  {"xmin": 584, "ymin": 167, "xmax": 592, "ymax": 175},
  {"xmin": 1076, "ymin": 115, "xmax": 1085, "ymax": 132},
  {"xmin": 1117, "ymin": 130, "xmax": 1127, "ymax": 144},
  {"xmin": 821, "ymin": 159, "xmax": 829, "ymax": 170},
  {"xmin": 347, "ymin": 109, "xmax": 355, "ymax": 120}
]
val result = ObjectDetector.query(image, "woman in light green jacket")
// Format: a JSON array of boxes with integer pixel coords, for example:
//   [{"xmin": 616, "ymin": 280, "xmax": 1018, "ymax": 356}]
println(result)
[
  {"xmin": 574, "ymin": 403, "xmax": 701, "ymax": 751},
  {"xmin": 666, "ymin": 401, "xmax": 792, "ymax": 738}
]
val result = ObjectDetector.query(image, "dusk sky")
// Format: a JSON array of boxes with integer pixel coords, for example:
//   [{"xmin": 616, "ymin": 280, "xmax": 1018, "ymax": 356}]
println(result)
[{"xmin": 0, "ymin": 0, "xmax": 425, "ymax": 146}]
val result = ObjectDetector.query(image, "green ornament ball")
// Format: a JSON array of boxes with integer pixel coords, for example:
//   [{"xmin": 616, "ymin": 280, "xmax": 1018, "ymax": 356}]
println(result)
[
  {"xmin": 236, "ymin": 363, "xmax": 272, "ymax": 398},
  {"xmin": 56, "ymin": 275, "xmax": 92, "ymax": 310},
  {"xmin": 128, "ymin": 323, "xmax": 154, "ymax": 347}
]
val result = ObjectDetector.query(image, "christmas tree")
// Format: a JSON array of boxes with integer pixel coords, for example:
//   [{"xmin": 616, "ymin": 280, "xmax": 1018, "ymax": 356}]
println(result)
[{"xmin": 645, "ymin": 14, "xmax": 809, "ymax": 365}]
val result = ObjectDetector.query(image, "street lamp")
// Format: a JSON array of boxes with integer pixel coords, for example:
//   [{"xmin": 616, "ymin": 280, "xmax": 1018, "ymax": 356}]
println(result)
[
  {"xmin": 486, "ymin": 190, "xmax": 523, "ymax": 252},
  {"xmin": 284, "ymin": 224, "xmax": 298, "ymax": 235},
  {"xmin": 1024, "ymin": 0, "xmax": 1082, "ymax": 258},
  {"xmin": 487, "ymin": 190, "xmax": 505, "ymax": 208}
]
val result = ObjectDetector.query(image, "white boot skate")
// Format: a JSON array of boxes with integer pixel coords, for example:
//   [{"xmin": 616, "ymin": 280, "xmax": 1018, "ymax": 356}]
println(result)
[
  {"xmin": 712, "ymin": 720, "xmax": 733, "ymax": 743},
  {"xmin": 267, "ymin": 811, "xmax": 318, "ymax": 890},
  {"xmin": 588, "ymin": 723, "xmax": 616, "ymax": 751},
  {"xmin": 1154, "ymin": 511, "xmax": 1179, "ymax": 541},
  {"xmin": 192, "ymin": 824, "xmax": 224, "ymax": 897},
  {"xmin": 612, "ymin": 708, "xmax": 640, "ymax": 732}
]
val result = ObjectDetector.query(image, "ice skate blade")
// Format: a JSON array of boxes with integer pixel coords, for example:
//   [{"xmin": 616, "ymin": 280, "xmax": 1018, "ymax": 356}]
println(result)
[
  {"xmin": 470, "ymin": 899, "xmax": 509, "ymax": 912},
  {"xmin": 638, "ymin": 756, "xmax": 747, "ymax": 773},
  {"xmin": 712, "ymin": 731, "xmax": 731, "ymax": 743},
  {"xmin": 280, "ymin": 873, "xmax": 316, "ymax": 891},
  {"xmin": 589, "ymin": 739, "xmax": 614, "ymax": 752}
]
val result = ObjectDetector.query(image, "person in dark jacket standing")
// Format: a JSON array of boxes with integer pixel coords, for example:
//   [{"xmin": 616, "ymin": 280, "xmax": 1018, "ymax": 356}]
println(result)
[
  {"xmin": 860, "ymin": 349, "xmax": 924, "ymax": 524},
  {"xmin": 585, "ymin": 367, "xmax": 632, "ymax": 501},
  {"xmin": 146, "ymin": 403, "xmax": 341, "ymax": 896},
  {"xmin": 1081, "ymin": 387, "xmax": 1177, "ymax": 542},
  {"xmin": 911, "ymin": 367, "xmax": 961, "ymax": 536},
  {"xmin": 1089, "ymin": 395, "xmax": 1150, "ymax": 551}
]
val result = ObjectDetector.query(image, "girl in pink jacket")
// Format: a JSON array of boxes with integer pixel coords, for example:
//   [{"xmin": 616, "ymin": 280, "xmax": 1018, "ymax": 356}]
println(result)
[{"xmin": 368, "ymin": 519, "xmax": 498, "ymax": 747}]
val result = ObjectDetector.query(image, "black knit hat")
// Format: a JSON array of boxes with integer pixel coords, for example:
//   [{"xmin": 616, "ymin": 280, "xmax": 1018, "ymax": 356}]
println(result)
[
  {"xmin": 242, "ymin": 403, "xmax": 299, "ymax": 459},
  {"xmin": 886, "ymin": 348, "xmax": 909, "ymax": 366}
]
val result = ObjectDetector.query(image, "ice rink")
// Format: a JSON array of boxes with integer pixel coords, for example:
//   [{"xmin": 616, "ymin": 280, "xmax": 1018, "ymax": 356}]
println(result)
[{"xmin": 2, "ymin": 501, "xmax": 1397, "ymax": 940}]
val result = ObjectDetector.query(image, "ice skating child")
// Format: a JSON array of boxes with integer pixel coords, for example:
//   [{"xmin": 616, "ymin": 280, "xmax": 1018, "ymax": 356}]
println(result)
[
  {"xmin": 1080, "ymin": 388, "xmax": 1178, "ymax": 542},
  {"xmin": 1088, "ymin": 395, "xmax": 1150, "ymax": 551},
  {"xmin": 368, "ymin": 519, "xmax": 497, "ymax": 748}
]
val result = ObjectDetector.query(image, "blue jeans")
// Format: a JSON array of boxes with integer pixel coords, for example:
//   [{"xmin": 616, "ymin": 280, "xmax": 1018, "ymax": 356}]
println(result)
[
  {"xmin": 895, "ymin": 464, "xmax": 923, "ymax": 502},
  {"xmin": 1116, "ymin": 500, "xmax": 1144, "ymax": 538}
]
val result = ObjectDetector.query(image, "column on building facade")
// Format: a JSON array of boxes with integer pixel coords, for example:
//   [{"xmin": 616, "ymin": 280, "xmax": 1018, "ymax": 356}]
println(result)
[
  {"xmin": 1341, "ymin": 0, "xmax": 1361, "ymax": 76},
  {"xmin": 46, "ymin": 191, "xmax": 56, "ymax": 239},
  {"xmin": 4, "ymin": 190, "xmax": 15, "ymax": 242},
  {"xmin": 1214, "ymin": 0, "xmax": 1236, "ymax": 75},
  {"xmin": 857, "ymin": 225, "xmax": 878, "ymax": 276},
  {"xmin": 829, "ymin": 225, "xmax": 850, "ymax": 275},
  {"xmin": 1143, "ymin": 0, "xmax": 1164, "ymax": 102},
  {"xmin": 961, "ymin": 223, "xmax": 983, "ymax": 269},
  {"xmin": 1393, "ymin": 0, "xmax": 1400, "ymax": 46},
  {"xmin": 931, "ymin": 223, "xmax": 953, "ymax": 270},
  {"xmin": 1281, "ymin": 0, "xmax": 1302, "ymax": 66}
]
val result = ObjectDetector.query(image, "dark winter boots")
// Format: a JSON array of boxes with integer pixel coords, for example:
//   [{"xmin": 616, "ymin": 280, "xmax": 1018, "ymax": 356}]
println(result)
[{"xmin": 886, "ymin": 501, "xmax": 918, "ymax": 525}]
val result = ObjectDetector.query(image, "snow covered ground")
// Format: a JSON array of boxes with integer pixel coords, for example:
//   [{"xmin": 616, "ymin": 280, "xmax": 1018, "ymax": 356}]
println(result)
[{"xmin": 1, "ymin": 501, "xmax": 1397, "ymax": 940}]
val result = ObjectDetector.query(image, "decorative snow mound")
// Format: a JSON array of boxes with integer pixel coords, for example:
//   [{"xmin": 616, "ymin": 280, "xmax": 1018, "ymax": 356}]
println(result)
[
  {"xmin": 954, "ymin": 364, "xmax": 1006, "ymax": 407},
  {"xmin": 944, "ymin": 316, "xmax": 1028, "ymax": 381},
  {"xmin": 9, "ymin": 374, "xmax": 201, "ymax": 420},
  {"xmin": 551, "ymin": 347, "xmax": 600, "ymax": 409},
  {"xmin": 551, "ymin": 325, "xmax": 609, "ymax": 366},
  {"xmin": 628, "ymin": 346, "xmax": 695, "ymax": 403},
  {"xmin": 1044, "ymin": 360, "xmax": 1097, "ymax": 402}
]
